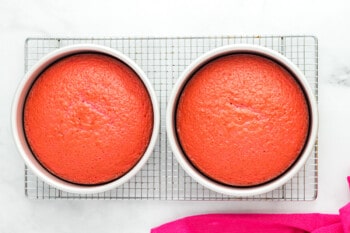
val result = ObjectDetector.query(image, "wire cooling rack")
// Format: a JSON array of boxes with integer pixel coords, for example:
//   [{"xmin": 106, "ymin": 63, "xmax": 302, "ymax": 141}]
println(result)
[{"xmin": 24, "ymin": 36, "xmax": 318, "ymax": 200}]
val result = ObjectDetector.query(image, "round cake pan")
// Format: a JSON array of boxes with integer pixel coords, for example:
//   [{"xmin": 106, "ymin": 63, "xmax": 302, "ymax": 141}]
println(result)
[
  {"xmin": 12, "ymin": 44, "xmax": 160, "ymax": 194},
  {"xmin": 167, "ymin": 44, "xmax": 318, "ymax": 197}
]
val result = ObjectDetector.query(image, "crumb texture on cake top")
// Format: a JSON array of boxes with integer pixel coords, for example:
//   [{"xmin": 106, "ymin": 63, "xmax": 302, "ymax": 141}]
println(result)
[
  {"xmin": 176, "ymin": 54, "xmax": 309, "ymax": 186},
  {"xmin": 24, "ymin": 53, "xmax": 153, "ymax": 185}
]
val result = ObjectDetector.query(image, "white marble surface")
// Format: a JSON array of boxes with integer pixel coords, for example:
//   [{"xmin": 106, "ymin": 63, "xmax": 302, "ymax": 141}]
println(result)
[{"xmin": 1, "ymin": 0, "xmax": 350, "ymax": 232}]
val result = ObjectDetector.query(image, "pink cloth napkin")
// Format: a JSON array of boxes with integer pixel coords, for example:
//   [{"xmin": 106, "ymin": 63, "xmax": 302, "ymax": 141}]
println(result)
[{"xmin": 151, "ymin": 177, "xmax": 350, "ymax": 233}]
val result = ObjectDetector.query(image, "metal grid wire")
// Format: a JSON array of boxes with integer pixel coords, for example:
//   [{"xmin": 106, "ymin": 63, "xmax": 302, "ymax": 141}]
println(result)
[{"xmin": 24, "ymin": 36, "xmax": 318, "ymax": 200}]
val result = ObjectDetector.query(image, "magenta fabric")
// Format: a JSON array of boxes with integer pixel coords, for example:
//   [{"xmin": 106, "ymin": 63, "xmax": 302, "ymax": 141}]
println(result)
[{"xmin": 151, "ymin": 177, "xmax": 350, "ymax": 233}]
